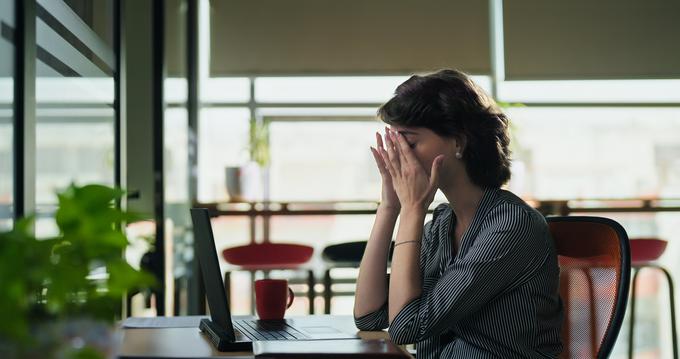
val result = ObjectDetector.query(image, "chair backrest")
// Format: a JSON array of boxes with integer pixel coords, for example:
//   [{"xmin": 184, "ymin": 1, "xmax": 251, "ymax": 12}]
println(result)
[
  {"xmin": 547, "ymin": 216, "xmax": 630, "ymax": 359},
  {"xmin": 321, "ymin": 241, "xmax": 395, "ymax": 265}
]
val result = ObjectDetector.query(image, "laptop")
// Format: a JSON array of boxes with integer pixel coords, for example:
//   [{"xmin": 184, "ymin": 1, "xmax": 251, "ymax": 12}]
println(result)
[{"xmin": 190, "ymin": 208, "xmax": 358, "ymax": 352}]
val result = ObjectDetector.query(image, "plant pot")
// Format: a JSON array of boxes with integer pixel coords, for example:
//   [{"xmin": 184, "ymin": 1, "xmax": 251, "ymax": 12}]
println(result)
[
  {"xmin": 225, "ymin": 166, "xmax": 245, "ymax": 202},
  {"xmin": 225, "ymin": 162, "xmax": 269, "ymax": 202}
]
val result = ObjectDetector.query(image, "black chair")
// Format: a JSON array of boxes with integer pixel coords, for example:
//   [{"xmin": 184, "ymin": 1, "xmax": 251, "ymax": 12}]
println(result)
[{"xmin": 321, "ymin": 241, "xmax": 394, "ymax": 314}]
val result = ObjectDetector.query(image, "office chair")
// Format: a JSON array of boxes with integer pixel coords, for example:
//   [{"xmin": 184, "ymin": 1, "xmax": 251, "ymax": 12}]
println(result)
[{"xmin": 547, "ymin": 216, "xmax": 631, "ymax": 359}]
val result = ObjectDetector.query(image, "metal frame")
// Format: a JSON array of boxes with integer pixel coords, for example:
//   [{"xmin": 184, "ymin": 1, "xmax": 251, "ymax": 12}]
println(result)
[
  {"xmin": 171, "ymin": 101, "xmax": 680, "ymax": 109},
  {"xmin": 13, "ymin": 0, "xmax": 36, "ymax": 222},
  {"xmin": 629, "ymin": 264, "xmax": 678, "ymax": 359},
  {"xmin": 187, "ymin": 0, "xmax": 199, "ymax": 225},
  {"xmin": 489, "ymin": 0, "xmax": 504, "ymax": 99},
  {"xmin": 186, "ymin": 0, "xmax": 205, "ymax": 315},
  {"xmin": 12, "ymin": 0, "xmax": 22, "ymax": 220},
  {"xmin": 604, "ymin": 218, "xmax": 631, "ymax": 359},
  {"xmin": 114, "ymin": 0, "xmax": 122, "ymax": 199},
  {"xmin": 151, "ymin": 0, "xmax": 166, "ymax": 316}
]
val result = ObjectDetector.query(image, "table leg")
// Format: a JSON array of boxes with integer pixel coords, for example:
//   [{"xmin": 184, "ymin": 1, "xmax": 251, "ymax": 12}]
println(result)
[
  {"xmin": 307, "ymin": 269, "xmax": 315, "ymax": 314},
  {"xmin": 324, "ymin": 269, "xmax": 332, "ymax": 314}
]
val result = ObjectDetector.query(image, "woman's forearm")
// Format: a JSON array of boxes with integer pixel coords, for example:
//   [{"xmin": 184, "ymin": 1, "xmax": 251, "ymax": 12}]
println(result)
[
  {"xmin": 354, "ymin": 205, "xmax": 400, "ymax": 317},
  {"xmin": 388, "ymin": 207, "xmax": 426, "ymax": 323}
]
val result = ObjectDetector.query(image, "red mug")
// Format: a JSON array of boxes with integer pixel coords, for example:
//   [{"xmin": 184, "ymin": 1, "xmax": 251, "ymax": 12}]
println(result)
[{"xmin": 254, "ymin": 279, "xmax": 294, "ymax": 320}]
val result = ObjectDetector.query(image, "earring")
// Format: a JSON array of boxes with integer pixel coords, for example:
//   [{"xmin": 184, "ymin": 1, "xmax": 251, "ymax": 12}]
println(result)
[{"xmin": 455, "ymin": 152, "xmax": 462, "ymax": 159}]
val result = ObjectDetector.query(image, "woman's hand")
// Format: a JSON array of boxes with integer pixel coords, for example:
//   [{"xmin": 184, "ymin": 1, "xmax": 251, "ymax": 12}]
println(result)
[
  {"xmin": 370, "ymin": 131, "xmax": 401, "ymax": 211},
  {"xmin": 379, "ymin": 128, "xmax": 443, "ymax": 213}
]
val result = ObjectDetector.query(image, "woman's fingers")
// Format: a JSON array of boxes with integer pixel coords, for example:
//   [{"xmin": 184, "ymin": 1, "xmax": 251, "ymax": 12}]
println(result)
[
  {"xmin": 394, "ymin": 132, "xmax": 418, "ymax": 166},
  {"xmin": 376, "ymin": 130, "xmax": 398, "ymax": 179},
  {"xmin": 376, "ymin": 132, "xmax": 385, "ymax": 151},
  {"xmin": 376, "ymin": 131, "xmax": 397, "ymax": 178},
  {"xmin": 370, "ymin": 147, "xmax": 389, "ymax": 177},
  {"xmin": 384, "ymin": 128, "xmax": 401, "ymax": 173},
  {"xmin": 380, "ymin": 146, "xmax": 397, "ymax": 179}
]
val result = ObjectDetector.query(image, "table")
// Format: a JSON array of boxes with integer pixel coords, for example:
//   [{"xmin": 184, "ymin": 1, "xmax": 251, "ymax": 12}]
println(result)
[{"xmin": 118, "ymin": 315, "xmax": 412, "ymax": 358}]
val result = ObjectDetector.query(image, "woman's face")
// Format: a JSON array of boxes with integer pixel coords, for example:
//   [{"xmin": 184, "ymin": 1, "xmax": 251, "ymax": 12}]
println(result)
[{"xmin": 389, "ymin": 125, "xmax": 459, "ymax": 178}]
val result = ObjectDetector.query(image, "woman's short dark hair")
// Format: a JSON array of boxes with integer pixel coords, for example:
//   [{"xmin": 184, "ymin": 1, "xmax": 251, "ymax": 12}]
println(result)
[{"xmin": 377, "ymin": 69, "xmax": 511, "ymax": 189}]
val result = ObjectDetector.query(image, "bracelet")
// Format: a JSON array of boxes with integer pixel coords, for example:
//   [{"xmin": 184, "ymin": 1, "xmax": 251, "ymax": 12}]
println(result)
[{"xmin": 393, "ymin": 240, "xmax": 421, "ymax": 248}]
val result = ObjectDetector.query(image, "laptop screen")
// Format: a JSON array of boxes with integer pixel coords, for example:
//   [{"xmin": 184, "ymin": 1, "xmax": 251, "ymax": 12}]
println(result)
[{"xmin": 190, "ymin": 208, "xmax": 236, "ymax": 336}]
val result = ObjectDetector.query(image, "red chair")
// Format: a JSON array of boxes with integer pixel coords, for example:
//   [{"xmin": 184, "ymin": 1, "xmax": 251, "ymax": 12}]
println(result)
[
  {"xmin": 548, "ymin": 216, "xmax": 630, "ymax": 359},
  {"xmin": 627, "ymin": 238, "xmax": 677, "ymax": 359}
]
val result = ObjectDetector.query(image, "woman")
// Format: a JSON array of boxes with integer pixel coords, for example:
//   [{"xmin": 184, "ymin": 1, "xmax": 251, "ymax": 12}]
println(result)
[{"xmin": 353, "ymin": 69, "xmax": 563, "ymax": 358}]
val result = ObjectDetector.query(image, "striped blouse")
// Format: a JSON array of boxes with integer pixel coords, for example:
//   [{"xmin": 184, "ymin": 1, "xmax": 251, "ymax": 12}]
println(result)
[{"xmin": 355, "ymin": 188, "xmax": 563, "ymax": 358}]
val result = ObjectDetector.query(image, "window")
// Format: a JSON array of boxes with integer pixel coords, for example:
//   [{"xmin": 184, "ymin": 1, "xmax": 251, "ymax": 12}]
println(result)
[
  {"xmin": 269, "ymin": 120, "xmax": 383, "ymax": 202},
  {"xmin": 255, "ymin": 75, "xmax": 492, "ymax": 104},
  {"xmin": 506, "ymin": 106, "xmax": 680, "ymax": 199},
  {"xmin": 0, "ymin": 0, "xmax": 14, "ymax": 230},
  {"xmin": 499, "ymin": 79, "xmax": 680, "ymax": 104},
  {"xmin": 197, "ymin": 107, "xmax": 250, "ymax": 202}
]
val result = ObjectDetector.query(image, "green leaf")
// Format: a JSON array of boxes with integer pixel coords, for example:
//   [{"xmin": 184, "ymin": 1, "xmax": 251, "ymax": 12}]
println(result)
[
  {"xmin": 107, "ymin": 260, "xmax": 156, "ymax": 297},
  {"xmin": 0, "ymin": 183, "xmax": 155, "ymax": 347},
  {"xmin": 67, "ymin": 346, "xmax": 106, "ymax": 359}
]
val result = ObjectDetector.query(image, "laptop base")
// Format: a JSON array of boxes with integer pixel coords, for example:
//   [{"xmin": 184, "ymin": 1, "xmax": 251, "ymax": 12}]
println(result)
[{"xmin": 200, "ymin": 318, "xmax": 253, "ymax": 352}]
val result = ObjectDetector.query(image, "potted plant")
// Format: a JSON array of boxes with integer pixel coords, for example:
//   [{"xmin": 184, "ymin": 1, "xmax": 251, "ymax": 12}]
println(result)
[
  {"xmin": 0, "ymin": 184, "xmax": 155, "ymax": 359},
  {"xmin": 225, "ymin": 118, "xmax": 271, "ymax": 202}
]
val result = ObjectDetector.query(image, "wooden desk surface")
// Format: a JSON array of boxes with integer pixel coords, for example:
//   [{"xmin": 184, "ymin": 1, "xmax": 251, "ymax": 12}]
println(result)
[{"xmin": 118, "ymin": 315, "xmax": 409, "ymax": 358}]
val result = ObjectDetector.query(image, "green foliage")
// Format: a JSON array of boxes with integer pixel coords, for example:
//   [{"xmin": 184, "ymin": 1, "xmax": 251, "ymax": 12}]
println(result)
[
  {"xmin": 68, "ymin": 346, "xmax": 104, "ymax": 359},
  {"xmin": 495, "ymin": 100, "xmax": 525, "ymax": 109},
  {"xmin": 249, "ymin": 119, "xmax": 270, "ymax": 167},
  {"xmin": 0, "ymin": 217, "xmax": 55, "ymax": 342},
  {"xmin": 0, "ymin": 184, "xmax": 155, "ymax": 347},
  {"xmin": 495, "ymin": 99, "xmax": 527, "ymax": 157}
]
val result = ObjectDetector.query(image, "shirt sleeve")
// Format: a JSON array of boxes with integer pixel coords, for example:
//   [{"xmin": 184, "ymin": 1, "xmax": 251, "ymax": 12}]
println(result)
[
  {"xmin": 388, "ymin": 205, "xmax": 549, "ymax": 344},
  {"xmin": 354, "ymin": 205, "xmax": 445, "ymax": 331},
  {"xmin": 354, "ymin": 297, "xmax": 389, "ymax": 331}
]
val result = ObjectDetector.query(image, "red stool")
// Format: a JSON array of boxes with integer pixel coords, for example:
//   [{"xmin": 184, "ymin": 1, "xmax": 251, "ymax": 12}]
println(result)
[
  {"xmin": 222, "ymin": 242, "xmax": 313, "ymax": 268},
  {"xmin": 627, "ymin": 238, "xmax": 677, "ymax": 359},
  {"xmin": 222, "ymin": 242, "xmax": 315, "ymax": 314}
]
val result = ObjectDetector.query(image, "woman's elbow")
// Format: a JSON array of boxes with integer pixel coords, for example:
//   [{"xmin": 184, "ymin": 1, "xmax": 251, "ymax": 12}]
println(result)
[
  {"xmin": 354, "ymin": 318, "xmax": 387, "ymax": 331},
  {"xmin": 388, "ymin": 325, "xmax": 416, "ymax": 345},
  {"xmin": 354, "ymin": 312, "xmax": 389, "ymax": 331}
]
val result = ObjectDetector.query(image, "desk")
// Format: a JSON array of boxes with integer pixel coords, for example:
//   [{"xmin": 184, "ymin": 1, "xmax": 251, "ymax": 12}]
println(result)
[{"xmin": 118, "ymin": 315, "xmax": 412, "ymax": 358}]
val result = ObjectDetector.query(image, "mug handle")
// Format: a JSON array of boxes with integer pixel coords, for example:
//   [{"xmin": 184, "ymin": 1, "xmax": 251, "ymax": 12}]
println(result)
[{"xmin": 286, "ymin": 287, "xmax": 295, "ymax": 309}]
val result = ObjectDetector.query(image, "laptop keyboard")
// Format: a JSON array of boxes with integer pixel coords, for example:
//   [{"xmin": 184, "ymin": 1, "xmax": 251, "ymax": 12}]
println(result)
[{"xmin": 234, "ymin": 320, "xmax": 308, "ymax": 341}]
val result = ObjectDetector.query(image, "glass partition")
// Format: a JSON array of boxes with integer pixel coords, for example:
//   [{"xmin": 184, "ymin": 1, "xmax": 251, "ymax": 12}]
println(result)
[{"xmin": 34, "ymin": 0, "xmax": 116, "ymax": 236}]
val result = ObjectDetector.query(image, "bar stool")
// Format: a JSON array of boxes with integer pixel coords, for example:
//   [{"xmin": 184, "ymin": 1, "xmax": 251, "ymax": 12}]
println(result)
[
  {"xmin": 627, "ymin": 238, "xmax": 677, "ymax": 359},
  {"xmin": 222, "ymin": 242, "xmax": 315, "ymax": 314}
]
